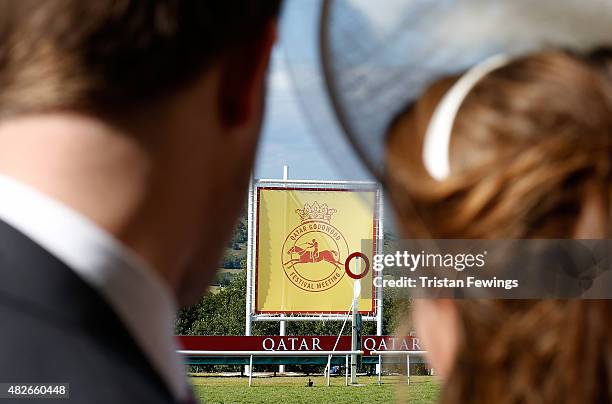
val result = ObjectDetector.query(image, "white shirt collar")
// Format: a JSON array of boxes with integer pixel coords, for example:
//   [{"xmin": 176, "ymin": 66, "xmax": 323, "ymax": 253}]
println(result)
[{"xmin": 0, "ymin": 174, "xmax": 189, "ymax": 400}]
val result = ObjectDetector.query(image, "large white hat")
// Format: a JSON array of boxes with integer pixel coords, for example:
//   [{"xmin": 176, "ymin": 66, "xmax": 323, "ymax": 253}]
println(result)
[{"xmin": 282, "ymin": 0, "xmax": 612, "ymax": 182}]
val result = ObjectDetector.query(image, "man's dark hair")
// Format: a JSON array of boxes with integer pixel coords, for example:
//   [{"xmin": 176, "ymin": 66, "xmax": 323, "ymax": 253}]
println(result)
[{"xmin": 0, "ymin": 0, "xmax": 282, "ymax": 117}]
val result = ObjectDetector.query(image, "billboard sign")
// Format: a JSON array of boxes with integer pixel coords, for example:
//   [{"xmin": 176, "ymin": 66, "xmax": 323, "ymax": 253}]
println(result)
[{"xmin": 255, "ymin": 187, "xmax": 377, "ymax": 313}]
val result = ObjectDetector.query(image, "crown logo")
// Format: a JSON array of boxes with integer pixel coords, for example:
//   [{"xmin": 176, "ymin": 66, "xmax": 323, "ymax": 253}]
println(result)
[{"xmin": 295, "ymin": 202, "xmax": 337, "ymax": 223}]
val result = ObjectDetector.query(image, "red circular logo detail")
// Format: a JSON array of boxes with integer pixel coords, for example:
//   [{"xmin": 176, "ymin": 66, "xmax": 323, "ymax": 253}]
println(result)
[
  {"xmin": 281, "ymin": 221, "xmax": 348, "ymax": 292},
  {"xmin": 344, "ymin": 252, "xmax": 370, "ymax": 279}
]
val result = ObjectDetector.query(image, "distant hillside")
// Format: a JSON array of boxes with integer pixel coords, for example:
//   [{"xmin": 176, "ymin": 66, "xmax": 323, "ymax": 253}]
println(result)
[{"xmin": 212, "ymin": 213, "xmax": 248, "ymax": 287}]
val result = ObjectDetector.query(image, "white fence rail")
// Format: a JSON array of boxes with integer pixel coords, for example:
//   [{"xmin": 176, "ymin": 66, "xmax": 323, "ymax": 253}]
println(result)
[
  {"xmin": 370, "ymin": 350, "xmax": 428, "ymax": 385},
  {"xmin": 180, "ymin": 350, "xmax": 429, "ymax": 386},
  {"xmin": 179, "ymin": 350, "xmax": 364, "ymax": 386}
]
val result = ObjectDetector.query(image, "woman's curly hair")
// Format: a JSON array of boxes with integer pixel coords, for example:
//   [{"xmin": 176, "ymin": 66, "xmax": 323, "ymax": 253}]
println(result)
[{"xmin": 386, "ymin": 50, "xmax": 612, "ymax": 403}]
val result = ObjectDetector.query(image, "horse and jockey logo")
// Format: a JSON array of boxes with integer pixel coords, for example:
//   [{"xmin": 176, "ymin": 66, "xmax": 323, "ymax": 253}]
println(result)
[{"xmin": 281, "ymin": 202, "xmax": 348, "ymax": 292}]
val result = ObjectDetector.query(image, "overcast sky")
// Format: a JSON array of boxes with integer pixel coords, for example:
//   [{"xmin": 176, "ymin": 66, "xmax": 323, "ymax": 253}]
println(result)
[
  {"xmin": 254, "ymin": 1, "xmax": 372, "ymax": 182},
  {"xmin": 254, "ymin": 48, "xmax": 340, "ymax": 180}
]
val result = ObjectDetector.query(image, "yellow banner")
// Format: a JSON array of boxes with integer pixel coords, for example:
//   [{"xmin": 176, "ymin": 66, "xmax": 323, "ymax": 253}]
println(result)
[{"xmin": 255, "ymin": 188, "xmax": 376, "ymax": 313}]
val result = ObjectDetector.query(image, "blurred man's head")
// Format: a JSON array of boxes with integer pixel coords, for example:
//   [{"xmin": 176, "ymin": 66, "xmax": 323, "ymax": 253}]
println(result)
[
  {"xmin": 0, "ymin": 0, "xmax": 281, "ymax": 118},
  {"xmin": 0, "ymin": 0, "xmax": 282, "ymax": 305}
]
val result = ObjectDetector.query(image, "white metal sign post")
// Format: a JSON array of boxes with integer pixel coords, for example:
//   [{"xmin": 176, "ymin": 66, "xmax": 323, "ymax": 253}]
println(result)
[{"xmin": 351, "ymin": 278, "xmax": 359, "ymax": 384}]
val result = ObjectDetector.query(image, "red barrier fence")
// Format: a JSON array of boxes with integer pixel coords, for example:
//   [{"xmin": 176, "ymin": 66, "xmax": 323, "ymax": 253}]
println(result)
[{"xmin": 177, "ymin": 335, "xmax": 421, "ymax": 355}]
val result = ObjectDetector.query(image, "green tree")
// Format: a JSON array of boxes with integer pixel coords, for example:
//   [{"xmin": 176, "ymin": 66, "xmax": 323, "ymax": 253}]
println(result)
[{"xmin": 177, "ymin": 271, "xmax": 412, "ymax": 336}]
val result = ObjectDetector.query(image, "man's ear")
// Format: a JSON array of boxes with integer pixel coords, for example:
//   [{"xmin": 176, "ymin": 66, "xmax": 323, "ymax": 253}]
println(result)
[
  {"xmin": 217, "ymin": 21, "xmax": 278, "ymax": 128},
  {"xmin": 413, "ymin": 299, "xmax": 459, "ymax": 379}
]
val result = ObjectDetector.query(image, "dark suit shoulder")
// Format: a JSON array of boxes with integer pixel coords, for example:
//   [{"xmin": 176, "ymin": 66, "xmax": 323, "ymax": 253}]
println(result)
[
  {"xmin": 0, "ymin": 292, "xmax": 175, "ymax": 404},
  {"xmin": 0, "ymin": 220, "xmax": 176, "ymax": 404}
]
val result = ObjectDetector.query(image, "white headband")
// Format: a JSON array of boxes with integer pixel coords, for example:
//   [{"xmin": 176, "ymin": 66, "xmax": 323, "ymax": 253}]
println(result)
[{"xmin": 422, "ymin": 54, "xmax": 511, "ymax": 181}]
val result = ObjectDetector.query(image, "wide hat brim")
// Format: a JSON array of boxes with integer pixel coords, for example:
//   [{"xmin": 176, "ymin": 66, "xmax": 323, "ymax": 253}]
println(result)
[{"xmin": 282, "ymin": 0, "xmax": 612, "ymax": 182}]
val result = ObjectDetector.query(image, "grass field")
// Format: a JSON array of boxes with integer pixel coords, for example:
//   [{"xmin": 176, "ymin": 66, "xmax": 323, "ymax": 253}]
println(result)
[{"xmin": 191, "ymin": 375, "xmax": 440, "ymax": 403}]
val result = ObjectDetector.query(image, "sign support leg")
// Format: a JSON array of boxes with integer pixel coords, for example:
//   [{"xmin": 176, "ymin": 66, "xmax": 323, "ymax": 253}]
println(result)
[
  {"xmin": 406, "ymin": 354, "xmax": 410, "ymax": 385},
  {"xmin": 245, "ymin": 174, "xmax": 254, "ymax": 376},
  {"xmin": 345, "ymin": 355, "xmax": 349, "ymax": 386},
  {"xmin": 377, "ymin": 355, "xmax": 382, "ymax": 385},
  {"xmin": 351, "ymin": 296, "xmax": 358, "ymax": 384},
  {"xmin": 375, "ymin": 189, "xmax": 384, "ymax": 375},
  {"xmin": 279, "ymin": 165, "xmax": 288, "ymax": 374}
]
